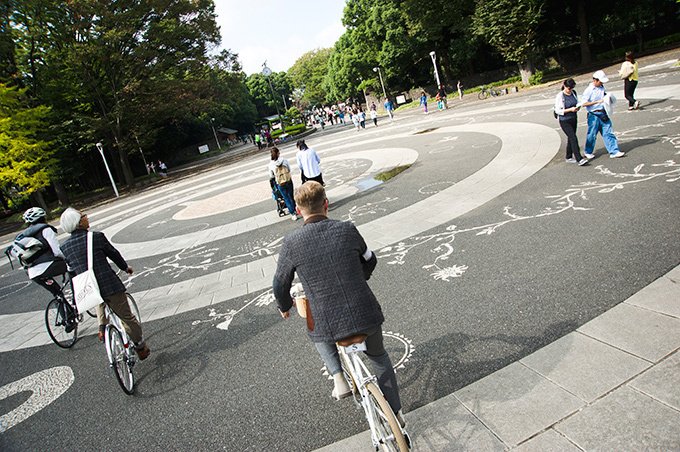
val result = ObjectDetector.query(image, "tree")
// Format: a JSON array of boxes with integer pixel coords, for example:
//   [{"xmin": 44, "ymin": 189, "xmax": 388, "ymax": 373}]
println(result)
[
  {"xmin": 288, "ymin": 48, "xmax": 333, "ymax": 106},
  {"xmin": 46, "ymin": 0, "xmax": 222, "ymax": 187},
  {"xmin": 473, "ymin": 0, "xmax": 545, "ymax": 85},
  {"xmin": 246, "ymin": 72, "xmax": 292, "ymax": 118},
  {"xmin": 0, "ymin": 83, "xmax": 53, "ymax": 209}
]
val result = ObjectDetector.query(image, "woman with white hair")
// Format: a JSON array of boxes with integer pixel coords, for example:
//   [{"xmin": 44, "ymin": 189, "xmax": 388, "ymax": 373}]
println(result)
[{"xmin": 59, "ymin": 207, "xmax": 149, "ymax": 360}]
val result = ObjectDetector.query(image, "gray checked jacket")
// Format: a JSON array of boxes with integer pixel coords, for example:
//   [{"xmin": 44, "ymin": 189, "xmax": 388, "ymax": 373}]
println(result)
[
  {"xmin": 60, "ymin": 229, "xmax": 128, "ymax": 298},
  {"xmin": 273, "ymin": 216, "xmax": 383, "ymax": 343}
]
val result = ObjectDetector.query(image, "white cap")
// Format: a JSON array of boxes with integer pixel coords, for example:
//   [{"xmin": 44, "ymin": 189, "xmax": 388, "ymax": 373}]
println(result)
[{"xmin": 593, "ymin": 70, "xmax": 609, "ymax": 83}]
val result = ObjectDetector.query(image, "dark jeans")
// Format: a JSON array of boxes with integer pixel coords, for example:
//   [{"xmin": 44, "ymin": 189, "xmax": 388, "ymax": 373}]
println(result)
[
  {"xmin": 301, "ymin": 172, "xmax": 324, "ymax": 186},
  {"xmin": 31, "ymin": 259, "xmax": 68, "ymax": 297},
  {"xmin": 624, "ymin": 79, "xmax": 638, "ymax": 107},
  {"xmin": 559, "ymin": 117, "xmax": 583, "ymax": 160}
]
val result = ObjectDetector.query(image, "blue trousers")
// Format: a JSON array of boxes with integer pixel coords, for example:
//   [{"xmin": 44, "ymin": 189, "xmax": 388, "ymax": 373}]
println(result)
[
  {"xmin": 585, "ymin": 112, "xmax": 620, "ymax": 155},
  {"xmin": 278, "ymin": 182, "xmax": 296, "ymax": 216}
]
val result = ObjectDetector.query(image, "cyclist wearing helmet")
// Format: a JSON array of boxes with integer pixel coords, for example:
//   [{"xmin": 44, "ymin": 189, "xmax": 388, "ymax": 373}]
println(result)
[{"xmin": 21, "ymin": 207, "xmax": 68, "ymax": 297}]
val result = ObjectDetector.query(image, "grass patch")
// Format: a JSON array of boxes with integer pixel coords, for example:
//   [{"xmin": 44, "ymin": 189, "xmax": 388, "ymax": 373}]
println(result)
[{"xmin": 374, "ymin": 165, "xmax": 412, "ymax": 182}]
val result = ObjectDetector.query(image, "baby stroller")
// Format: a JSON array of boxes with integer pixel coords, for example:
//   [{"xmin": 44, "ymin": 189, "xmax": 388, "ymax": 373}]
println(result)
[{"xmin": 271, "ymin": 181, "xmax": 289, "ymax": 217}]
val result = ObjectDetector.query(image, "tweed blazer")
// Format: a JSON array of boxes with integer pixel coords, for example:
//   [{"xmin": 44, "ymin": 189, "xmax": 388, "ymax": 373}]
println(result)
[
  {"xmin": 60, "ymin": 229, "xmax": 128, "ymax": 298},
  {"xmin": 273, "ymin": 216, "xmax": 383, "ymax": 343}
]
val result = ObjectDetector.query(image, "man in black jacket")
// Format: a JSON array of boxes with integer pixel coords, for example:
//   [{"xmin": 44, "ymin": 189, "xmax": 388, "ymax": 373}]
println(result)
[{"xmin": 273, "ymin": 182, "xmax": 403, "ymax": 422}]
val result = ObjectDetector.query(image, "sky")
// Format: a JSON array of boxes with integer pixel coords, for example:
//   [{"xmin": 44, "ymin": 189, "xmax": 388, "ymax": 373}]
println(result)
[{"xmin": 214, "ymin": 0, "xmax": 347, "ymax": 76}]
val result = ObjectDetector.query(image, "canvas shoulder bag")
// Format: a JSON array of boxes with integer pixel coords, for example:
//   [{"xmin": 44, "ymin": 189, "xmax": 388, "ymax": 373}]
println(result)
[{"xmin": 72, "ymin": 231, "xmax": 105, "ymax": 313}]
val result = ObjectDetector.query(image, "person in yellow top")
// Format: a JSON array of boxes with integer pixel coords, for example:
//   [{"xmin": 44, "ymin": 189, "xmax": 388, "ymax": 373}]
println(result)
[{"xmin": 620, "ymin": 51, "xmax": 640, "ymax": 110}]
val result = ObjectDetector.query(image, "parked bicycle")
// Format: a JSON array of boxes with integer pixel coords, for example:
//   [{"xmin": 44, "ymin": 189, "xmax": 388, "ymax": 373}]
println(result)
[
  {"xmin": 478, "ymin": 85, "xmax": 504, "ymax": 100},
  {"xmin": 338, "ymin": 334, "xmax": 411, "ymax": 452},
  {"xmin": 103, "ymin": 291, "xmax": 141, "ymax": 394},
  {"xmin": 44, "ymin": 272, "xmax": 82, "ymax": 348}
]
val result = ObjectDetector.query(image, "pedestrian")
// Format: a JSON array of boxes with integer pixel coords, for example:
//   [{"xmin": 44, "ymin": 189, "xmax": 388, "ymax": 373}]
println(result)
[
  {"xmin": 580, "ymin": 70, "xmax": 625, "ymax": 159},
  {"xmin": 255, "ymin": 133, "xmax": 262, "ymax": 150},
  {"xmin": 619, "ymin": 51, "xmax": 640, "ymax": 110},
  {"xmin": 150, "ymin": 161, "xmax": 156, "ymax": 173},
  {"xmin": 384, "ymin": 98, "xmax": 394, "ymax": 122},
  {"xmin": 359, "ymin": 109, "xmax": 366, "ymax": 129},
  {"xmin": 370, "ymin": 108, "xmax": 378, "ymax": 127},
  {"xmin": 59, "ymin": 207, "xmax": 150, "ymax": 358},
  {"xmin": 419, "ymin": 91, "xmax": 428, "ymax": 114},
  {"xmin": 554, "ymin": 78, "xmax": 587, "ymax": 166},
  {"xmin": 351, "ymin": 109, "xmax": 360, "ymax": 131},
  {"xmin": 158, "ymin": 160, "xmax": 168, "ymax": 177},
  {"xmin": 370, "ymin": 102, "xmax": 376, "ymax": 111},
  {"xmin": 437, "ymin": 84, "xmax": 448, "ymax": 109},
  {"xmin": 338, "ymin": 109, "xmax": 345, "ymax": 125},
  {"xmin": 272, "ymin": 181, "xmax": 405, "ymax": 425},
  {"xmin": 457, "ymin": 81, "xmax": 463, "ymax": 100},
  {"xmin": 296, "ymin": 139, "xmax": 324, "ymax": 186},
  {"xmin": 435, "ymin": 92, "xmax": 444, "ymax": 110},
  {"xmin": 16, "ymin": 208, "xmax": 69, "ymax": 301},
  {"xmin": 269, "ymin": 147, "xmax": 299, "ymax": 221}
]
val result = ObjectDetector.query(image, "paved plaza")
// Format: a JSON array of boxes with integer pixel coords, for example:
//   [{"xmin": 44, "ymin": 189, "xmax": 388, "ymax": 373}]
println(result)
[{"xmin": 1, "ymin": 52, "xmax": 679, "ymax": 450}]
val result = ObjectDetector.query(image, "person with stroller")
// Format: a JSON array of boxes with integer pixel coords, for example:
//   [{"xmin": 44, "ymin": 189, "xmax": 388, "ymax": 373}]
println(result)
[{"xmin": 268, "ymin": 147, "xmax": 299, "ymax": 221}]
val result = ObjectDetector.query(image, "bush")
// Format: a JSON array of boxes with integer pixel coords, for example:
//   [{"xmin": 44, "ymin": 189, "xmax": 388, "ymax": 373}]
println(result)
[
  {"xmin": 271, "ymin": 124, "xmax": 307, "ymax": 139},
  {"xmin": 529, "ymin": 71, "xmax": 544, "ymax": 85}
]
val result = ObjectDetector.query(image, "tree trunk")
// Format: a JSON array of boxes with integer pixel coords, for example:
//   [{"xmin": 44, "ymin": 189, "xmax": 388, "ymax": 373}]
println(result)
[
  {"xmin": 52, "ymin": 179, "xmax": 69, "ymax": 206},
  {"xmin": 29, "ymin": 190, "xmax": 48, "ymax": 211},
  {"xmin": 519, "ymin": 59, "xmax": 535, "ymax": 86},
  {"xmin": 577, "ymin": 0, "xmax": 592, "ymax": 66}
]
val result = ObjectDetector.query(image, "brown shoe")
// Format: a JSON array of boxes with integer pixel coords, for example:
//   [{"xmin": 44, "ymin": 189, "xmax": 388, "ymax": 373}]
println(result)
[
  {"xmin": 136, "ymin": 344, "xmax": 150, "ymax": 361},
  {"xmin": 98, "ymin": 325, "xmax": 106, "ymax": 342}
]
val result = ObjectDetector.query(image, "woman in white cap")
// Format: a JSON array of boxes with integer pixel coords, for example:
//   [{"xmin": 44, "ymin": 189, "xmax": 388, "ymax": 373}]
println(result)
[{"xmin": 580, "ymin": 70, "xmax": 624, "ymax": 159}]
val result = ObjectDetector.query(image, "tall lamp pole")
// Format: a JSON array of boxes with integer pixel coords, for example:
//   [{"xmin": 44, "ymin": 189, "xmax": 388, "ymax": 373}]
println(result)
[
  {"xmin": 211, "ymin": 118, "xmax": 221, "ymax": 149},
  {"xmin": 429, "ymin": 51, "xmax": 441, "ymax": 86},
  {"xmin": 373, "ymin": 67, "xmax": 387, "ymax": 101},
  {"xmin": 262, "ymin": 64, "xmax": 286, "ymax": 133},
  {"xmin": 95, "ymin": 142, "xmax": 119, "ymax": 198}
]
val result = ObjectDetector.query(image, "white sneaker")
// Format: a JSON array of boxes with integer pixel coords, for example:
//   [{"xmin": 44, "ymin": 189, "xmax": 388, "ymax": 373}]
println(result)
[
  {"xmin": 578, "ymin": 159, "xmax": 588, "ymax": 166},
  {"xmin": 291, "ymin": 214, "xmax": 298, "ymax": 221},
  {"xmin": 610, "ymin": 151, "xmax": 625, "ymax": 158},
  {"xmin": 634, "ymin": 100, "xmax": 640, "ymax": 109},
  {"xmin": 566, "ymin": 158, "xmax": 577, "ymax": 163},
  {"xmin": 584, "ymin": 153, "xmax": 595, "ymax": 159}
]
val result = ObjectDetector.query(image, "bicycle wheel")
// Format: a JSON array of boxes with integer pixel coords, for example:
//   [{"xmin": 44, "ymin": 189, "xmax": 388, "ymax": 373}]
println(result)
[
  {"xmin": 478, "ymin": 90, "xmax": 489, "ymax": 100},
  {"xmin": 126, "ymin": 293, "xmax": 140, "ymax": 321},
  {"xmin": 45, "ymin": 298, "xmax": 78, "ymax": 348},
  {"xmin": 107, "ymin": 327, "xmax": 135, "ymax": 394},
  {"xmin": 366, "ymin": 382, "xmax": 409, "ymax": 452}
]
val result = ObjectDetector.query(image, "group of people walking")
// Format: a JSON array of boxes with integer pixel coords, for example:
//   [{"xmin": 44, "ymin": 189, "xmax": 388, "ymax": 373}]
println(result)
[{"xmin": 554, "ymin": 52, "xmax": 641, "ymax": 164}]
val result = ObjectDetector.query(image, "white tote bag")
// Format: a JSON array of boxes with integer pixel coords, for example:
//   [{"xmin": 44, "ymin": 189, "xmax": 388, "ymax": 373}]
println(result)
[{"xmin": 73, "ymin": 231, "xmax": 105, "ymax": 314}]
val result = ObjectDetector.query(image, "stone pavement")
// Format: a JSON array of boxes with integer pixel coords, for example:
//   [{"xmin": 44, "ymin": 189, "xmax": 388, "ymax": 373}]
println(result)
[{"xmin": 316, "ymin": 264, "xmax": 680, "ymax": 451}]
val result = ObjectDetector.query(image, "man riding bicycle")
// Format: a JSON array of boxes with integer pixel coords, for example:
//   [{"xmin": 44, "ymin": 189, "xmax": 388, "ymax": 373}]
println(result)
[{"xmin": 273, "ymin": 181, "xmax": 405, "ymax": 425}]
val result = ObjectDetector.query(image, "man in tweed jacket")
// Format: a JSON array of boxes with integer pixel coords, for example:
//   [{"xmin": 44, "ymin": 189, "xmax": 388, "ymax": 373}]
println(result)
[
  {"xmin": 273, "ymin": 182, "xmax": 403, "ymax": 418},
  {"xmin": 59, "ymin": 208, "xmax": 149, "ymax": 360}
]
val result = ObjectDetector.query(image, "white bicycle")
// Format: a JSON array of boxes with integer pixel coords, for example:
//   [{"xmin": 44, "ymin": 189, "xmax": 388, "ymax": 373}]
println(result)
[
  {"xmin": 103, "ymin": 293, "xmax": 141, "ymax": 395},
  {"xmin": 338, "ymin": 334, "xmax": 411, "ymax": 452}
]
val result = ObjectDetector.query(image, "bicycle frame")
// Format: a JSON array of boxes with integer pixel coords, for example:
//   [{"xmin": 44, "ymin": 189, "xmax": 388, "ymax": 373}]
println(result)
[{"xmin": 338, "ymin": 343, "xmax": 406, "ymax": 450}]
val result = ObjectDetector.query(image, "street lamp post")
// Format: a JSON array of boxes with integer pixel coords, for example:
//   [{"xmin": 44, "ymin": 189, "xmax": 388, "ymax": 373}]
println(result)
[
  {"xmin": 95, "ymin": 142, "xmax": 119, "ymax": 198},
  {"xmin": 429, "ymin": 51, "xmax": 441, "ymax": 86},
  {"xmin": 263, "ymin": 64, "xmax": 286, "ymax": 134},
  {"xmin": 211, "ymin": 118, "xmax": 221, "ymax": 149},
  {"xmin": 373, "ymin": 67, "xmax": 387, "ymax": 102}
]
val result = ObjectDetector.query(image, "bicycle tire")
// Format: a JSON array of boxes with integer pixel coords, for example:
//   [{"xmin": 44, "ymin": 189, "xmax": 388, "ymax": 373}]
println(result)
[
  {"xmin": 45, "ymin": 298, "xmax": 78, "ymax": 348},
  {"xmin": 107, "ymin": 327, "xmax": 135, "ymax": 394},
  {"xmin": 366, "ymin": 382, "xmax": 409, "ymax": 452},
  {"xmin": 126, "ymin": 293, "xmax": 141, "ymax": 322},
  {"xmin": 478, "ymin": 90, "xmax": 489, "ymax": 100}
]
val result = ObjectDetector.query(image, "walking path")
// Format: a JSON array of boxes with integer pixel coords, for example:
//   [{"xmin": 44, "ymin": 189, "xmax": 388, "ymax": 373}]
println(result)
[{"xmin": 315, "ymin": 264, "xmax": 680, "ymax": 451}]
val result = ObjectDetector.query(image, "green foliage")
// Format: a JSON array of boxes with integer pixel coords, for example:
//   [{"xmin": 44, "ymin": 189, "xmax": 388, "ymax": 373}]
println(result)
[
  {"xmin": 529, "ymin": 71, "xmax": 543, "ymax": 85},
  {"xmin": 0, "ymin": 83, "xmax": 53, "ymax": 196},
  {"xmin": 288, "ymin": 48, "xmax": 333, "ymax": 106}
]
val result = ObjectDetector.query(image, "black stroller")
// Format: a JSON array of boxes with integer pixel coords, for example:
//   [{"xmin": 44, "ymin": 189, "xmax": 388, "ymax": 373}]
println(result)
[{"xmin": 270, "ymin": 180, "xmax": 289, "ymax": 217}]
